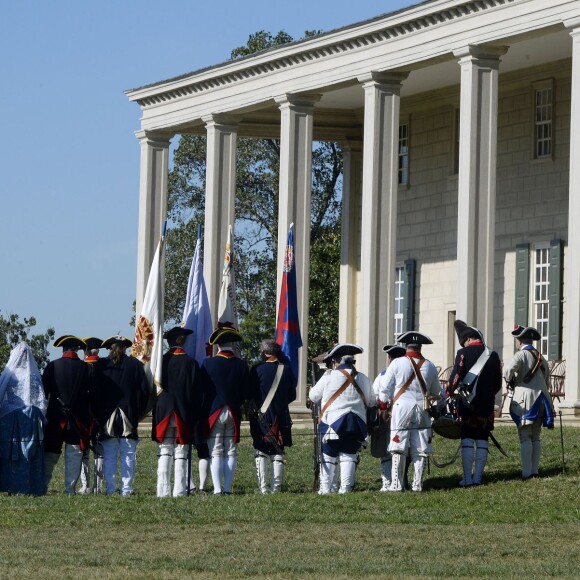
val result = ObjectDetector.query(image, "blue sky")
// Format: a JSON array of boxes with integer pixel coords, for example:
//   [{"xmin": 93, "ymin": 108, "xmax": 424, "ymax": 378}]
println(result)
[{"xmin": 0, "ymin": 0, "xmax": 413, "ymax": 355}]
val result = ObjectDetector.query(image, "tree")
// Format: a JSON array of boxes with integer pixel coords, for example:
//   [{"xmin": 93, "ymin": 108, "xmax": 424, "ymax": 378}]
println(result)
[
  {"xmin": 164, "ymin": 31, "xmax": 342, "ymax": 363},
  {"xmin": 0, "ymin": 313, "xmax": 55, "ymax": 371}
]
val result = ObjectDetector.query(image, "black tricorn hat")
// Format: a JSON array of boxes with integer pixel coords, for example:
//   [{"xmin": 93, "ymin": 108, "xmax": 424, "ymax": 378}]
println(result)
[
  {"xmin": 54, "ymin": 335, "xmax": 87, "ymax": 349},
  {"xmin": 382, "ymin": 344, "xmax": 406, "ymax": 358},
  {"xmin": 453, "ymin": 320, "xmax": 483, "ymax": 347},
  {"xmin": 396, "ymin": 331, "xmax": 433, "ymax": 345},
  {"xmin": 326, "ymin": 343, "xmax": 363, "ymax": 360},
  {"xmin": 511, "ymin": 325, "xmax": 541, "ymax": 341},
  {"xmin": 83, "ymin": 337, "xmax": 103, "ymax": 350},
  {"xmin": 163, "ymin": 326, "xmax": 193, "ymax": 340},
  {"xmin": 208, "ymin": 326, "xmax": 243, "ymax": 345},
  {"xmin": 102, "ymin": 335, "xmax": 133, "ymax": 349}
]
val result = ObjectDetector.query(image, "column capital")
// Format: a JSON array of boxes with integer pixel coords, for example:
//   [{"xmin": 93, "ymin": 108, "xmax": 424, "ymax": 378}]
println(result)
[
  {"xmin": 274, "ymin": 93, "xmax": 322, "ymax": 110},
  {"xmin": 134, "ymin": 130, "xmax": 173, "ymax": 147},
  {"xmin": 341, "ymin": 139, "xmax": 363, "ymax": 153},
  {"xmin": 357, "ymin": 71, "xmax": 409, "ymax": 90},
  {"xmin": 201, "ymin": 114, "xmax": 240, "ymax": 130},
  {"xmin": 564, "ymin": 17, "xmax": 580, "ymax": 31},
  {"xmin": 453, "ymin": 45, "xmax": 508, "ymax": 63}
]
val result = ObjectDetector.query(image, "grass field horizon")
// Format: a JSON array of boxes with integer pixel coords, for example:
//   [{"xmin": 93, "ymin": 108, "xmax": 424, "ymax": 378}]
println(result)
[{"xmin": 1, "ymin": 424, "xmax": 579, "ymax": 578}]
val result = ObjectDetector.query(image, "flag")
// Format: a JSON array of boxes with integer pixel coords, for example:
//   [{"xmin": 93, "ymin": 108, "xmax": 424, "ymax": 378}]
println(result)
[
  {"xmin": 217, "ymin": 224, "xmax": 238, "ymax": 329},
  {"xmin": 131, "ymin": 233, "xmax": 164, "ymax": 395},
  {"xmin": 182, "ymin": 232, "xmax": 213, "ymax": 364},
  {"xmin": 275, "ymin": 223, "xmax": 302, "ymax": 381}
]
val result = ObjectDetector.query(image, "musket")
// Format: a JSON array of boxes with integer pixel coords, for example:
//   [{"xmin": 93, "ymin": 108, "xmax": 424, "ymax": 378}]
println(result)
[
  {"xmin": 559, "ymin": 410, "xmax": 566, "ymax": 475},
  {"xmin": 310, "ymin": 399, "xmax": 322, "ymax": 492}
]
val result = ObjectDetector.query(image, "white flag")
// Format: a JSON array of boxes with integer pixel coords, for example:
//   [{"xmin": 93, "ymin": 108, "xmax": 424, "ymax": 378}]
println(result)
[
  {"xmin": 182, "ymin": 235, "xmax": 213, "ymax": 364},
  {"xmin": 131, "ymin": 236, "xmax": 164, "ymax": 394},
  {"xmin": 217, "ymin": 224, "xmax": 238, "ymax": 329}
]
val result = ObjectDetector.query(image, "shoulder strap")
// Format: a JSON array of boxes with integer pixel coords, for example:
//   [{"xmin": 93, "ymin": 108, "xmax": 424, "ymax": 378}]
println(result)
[
  {"xmin": 408, "ymin": 356, "xmax": 428, "ymax": 397},
  {"xmin": 260, "ymin": 363, "xmax": 284, "ymax": 414},
  {"xmin": 391, "ymin": 357, "xmax": 425, "ymax": 407},
  {"xmin": 337, "ymin": 368, "xmax": 367, "ymax": 407},
  {"xmin": 318, "ymin": 371, "xmax": 353, "ymax": 424},
  {"xmin": 462, "ymin": 347, "xmax": 492, "ymax": 386},
  {"xmin": 522, "ymin": 350, "xmax": 543, "ymax": 384}
]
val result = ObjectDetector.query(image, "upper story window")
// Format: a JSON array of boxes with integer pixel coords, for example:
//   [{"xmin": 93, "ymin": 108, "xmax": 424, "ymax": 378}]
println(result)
[
  {"xmin": 533, "ymin": 80, "xmax": 553, "ymax": 159},
  {"xmin": 398, "ymin": 123, "xmax": 409, "ymax": 186}
]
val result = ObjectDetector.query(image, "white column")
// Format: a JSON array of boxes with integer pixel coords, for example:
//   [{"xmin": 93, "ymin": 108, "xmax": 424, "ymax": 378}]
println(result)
[
  {"xmin": 135, "ymin": 130, "xmax": 172, "ymax": 313},
  {"xmin": 357, "ymin": 72, "xmax": 407, "ymax": 380},
  {"xmin": 563, "ymin": 21, "xmax": 580, "ymax": 410},
  {"xmin": 454, "ymin": 46, "xmax": 507, "ymax": 340},
  {"xmin": 339, "ymin": 141, "xmax": 363, "ymax": 343},
  {"xmin": 202, "ymin": 115, "xmax": 238, "ymax": 325},
  {"xmin": 275, "ymin": 94, "xmax": 320, "ymax": 412}
]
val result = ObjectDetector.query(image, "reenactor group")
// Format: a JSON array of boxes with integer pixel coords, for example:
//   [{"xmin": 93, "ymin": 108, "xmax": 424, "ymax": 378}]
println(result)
[{"xmin": 41, "ymin": 319, "xmax": 555, "ymax": 496}]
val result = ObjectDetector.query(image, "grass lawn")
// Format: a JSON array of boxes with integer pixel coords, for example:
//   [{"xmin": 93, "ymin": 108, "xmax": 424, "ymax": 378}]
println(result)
[{"xmin": 0, "ymin": 423, "xmax": 579, "ymax": 578}]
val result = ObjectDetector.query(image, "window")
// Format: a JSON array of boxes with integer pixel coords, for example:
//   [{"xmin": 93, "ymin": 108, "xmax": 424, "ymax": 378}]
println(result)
[
  {"xmin": 514, "ymin": 240, "xmax": 562, "ymax": 359},
  {"xmin": 398, "ymin": 123, "xmax": 409, "ymax": 185},
  {"xmin": 533, "ymin": 81, "xmax": 553, "ymax": 159},
  {"xmin": 394, "ymin": 259, "xmax": 415, "ymax": 340},
  {"xmin": 532, "ymin": 244, "xmax": 550, "ymax": 355},
  {"xmin": 394, "ymin": 266, "xmax": 405, "ymax": 337}
]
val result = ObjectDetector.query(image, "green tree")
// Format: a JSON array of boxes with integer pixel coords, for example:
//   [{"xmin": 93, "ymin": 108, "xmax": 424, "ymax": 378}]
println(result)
[
  {"xmin": 164, "ymin": 31, "xmax": 342, "ymax": 363},
  {"xmin": 0, "ymin": 313, "xmax": 55, "ymax": 371}
]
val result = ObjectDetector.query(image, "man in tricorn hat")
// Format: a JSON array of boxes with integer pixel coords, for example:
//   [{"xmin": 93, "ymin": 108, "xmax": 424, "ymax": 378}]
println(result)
[
  {"xmin": 152, "ymin": 326, "xmax": 202, "ymax": 497},
  {"xmin": 95, "ymin": 335, "xmax": 149, "ymax": 495},
  {"xmin": 42, "ymin": 335, "xmax": 91, "ymax": 494},
  {"xmin": 78, "ymin": 336, "xmax": 103, "ymax": 494},
  {"xmin": 248, "ymin": 339, "xmax": 296, "ymax": 494},
  {"xmin": 378, "ymin": 331, "xmax": 441, "ymax": 492},
  {"xmin": 447, "ymin": 321, "xmax": 502, "ymax": 487},
  {"xmin": 199, "ymin": 327, "xmax": 249, "ymax": 495},
  {"xmin": 503, "ymin": 325, "xmax": 554, "ymax": 480},
  {"xmin": 309, "ymin": 343, "xmax": 375, "ymax": 494},
  {"xmin": 372, "ymin": 344, "xmax": 406, "ymax": 492}
]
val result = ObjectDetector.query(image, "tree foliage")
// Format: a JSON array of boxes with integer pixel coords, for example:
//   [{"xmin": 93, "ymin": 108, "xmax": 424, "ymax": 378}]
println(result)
[
  {"xmin": 165, "ymin": 31, "xmax": 342, "ymax": 363},
  {"xmin": 0, "ymin": 313, "xmax": 55, "ymax": 371}
]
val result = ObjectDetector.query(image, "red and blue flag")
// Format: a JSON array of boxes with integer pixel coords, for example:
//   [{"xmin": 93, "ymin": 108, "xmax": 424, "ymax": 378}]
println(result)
[{"xmin": 275, "ymin": 223, "xmax": 302, "ymax": 382}]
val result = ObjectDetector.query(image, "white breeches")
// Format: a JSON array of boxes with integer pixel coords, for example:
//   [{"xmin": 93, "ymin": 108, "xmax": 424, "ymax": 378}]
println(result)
[
  {"xmin": 519, "ymin": 421, "xmax": 543, "ymax": 478},
  {"xmin": 101, "ymin": 437, "xmax": 138, "ymax": 496},
  {"xmin": 388, "ymin": 404, "xmax": 432, "ymax": 455},
  {"xmin": 207, "ymin": 408, "xmax": 238, "ymax": 458}
]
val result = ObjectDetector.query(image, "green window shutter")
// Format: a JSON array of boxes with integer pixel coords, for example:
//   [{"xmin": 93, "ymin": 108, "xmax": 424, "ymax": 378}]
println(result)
[
  {"xmin": 403, "ymin": 259, "xmax": 415, "ymax": 332},
  {"xmin": 548, "ymin": 239, "xmax": 563, "ymax": 360},
  {"xmin": 514, "ymin": 243, "xmax": 530, "ymax": 327}
]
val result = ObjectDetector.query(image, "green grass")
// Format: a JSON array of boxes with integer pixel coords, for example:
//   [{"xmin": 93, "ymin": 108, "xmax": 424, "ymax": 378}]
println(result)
[{"xmin": 0, "ymin": 424, "xmax": 579, "ymax": 578}]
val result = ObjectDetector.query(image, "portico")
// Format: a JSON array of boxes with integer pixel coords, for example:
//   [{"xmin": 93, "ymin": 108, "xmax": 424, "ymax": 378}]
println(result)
[{"xmin": 127, "ymin": 0, "xmax": 580, "ymax": 413}]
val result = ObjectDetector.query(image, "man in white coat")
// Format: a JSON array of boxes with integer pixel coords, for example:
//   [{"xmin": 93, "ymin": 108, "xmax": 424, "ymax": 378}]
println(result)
[
  {"xmin": 378, "ymin": 331, "xmax": 441, "ymax": 492},
  {"xmin": 309, "ymin": 344, "xmax": 375, "ymax": 494},
  {"xmin": 504, "ymin": 325, "xmax": 555, "ymax": 480}
]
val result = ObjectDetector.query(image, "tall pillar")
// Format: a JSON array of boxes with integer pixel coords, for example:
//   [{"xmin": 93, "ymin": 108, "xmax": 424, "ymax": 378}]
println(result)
[
  {"xmin": 357, "ymin": 72, "xmax": 407, "ymax": 380},
  {"xmin": 454, "ymin": 46, "xmax": 507, "ymax": 339},
  {"xmin": 135, "ymin": 130, "xmax": 172, "ymax": 313},
  {"xmin": 563, "ymin": 20, "xmax": 580, "ymax": 410},
  {"xmin": 275, "ymin": 94, "xmax": 320, "ymax": 412},
  {"xmin": 202, "ymin": 115, "xmax": 238, "ymax": 325},
  {"xmin": 339, "ymin": 141, "xmax": 363, "ymax": 343}
]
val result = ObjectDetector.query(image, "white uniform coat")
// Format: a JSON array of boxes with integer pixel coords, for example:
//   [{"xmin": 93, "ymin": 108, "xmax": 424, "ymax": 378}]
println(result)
[
  {"xmin": 378, "ymin": 355, "xmax": 440, "ymax": 454},
  {"xmin": 309, "ymin": 367, "xmax": 374, "ymax": 442},
  {"xmin": 503, "ymin": 347, "xmax": 554, "ymax": 427}
]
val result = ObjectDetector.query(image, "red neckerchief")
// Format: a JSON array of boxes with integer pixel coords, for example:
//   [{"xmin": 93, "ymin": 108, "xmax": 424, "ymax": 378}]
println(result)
[
  {"xmin": 169, "ymin": 347, "xmax": 186, "ymax": 355},
  {"xmin": 62, "ymin": 351, "xmax": 79, "ymax": 360},
  {"xmin": 406, "ymin": 351, "xmax": 423, "ymax": 359}
]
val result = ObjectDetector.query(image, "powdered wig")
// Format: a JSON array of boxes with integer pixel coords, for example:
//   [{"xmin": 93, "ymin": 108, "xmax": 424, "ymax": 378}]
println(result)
[{"xmin": 261, "ymin": 339, "xmax": 281, "ymax": 357}]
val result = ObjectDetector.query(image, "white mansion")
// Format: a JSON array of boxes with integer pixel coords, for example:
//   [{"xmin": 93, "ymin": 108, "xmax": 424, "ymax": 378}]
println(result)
[{"xmin": 126, "ymin": 0, "xmax": 580, "ymax": 414}]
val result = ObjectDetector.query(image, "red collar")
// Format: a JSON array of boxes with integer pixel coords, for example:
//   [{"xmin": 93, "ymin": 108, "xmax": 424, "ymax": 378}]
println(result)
[
  {"xmin": 266, "ymin": 356, "xmax": 279, "ymax": 363},
  {"xmin": 467, "ymin": 340, "xmax": 484, "ymax": 347},
  {"xmin": 169, "ymin": 347, "xmax": 186, "ymax": 355},
  {"xmin": 217, "ymin": 351, "xmax": 234, "ymax": 359},
  {"xmin": 62, "ymin": 351, "xmax": 79, "ymax": 360},
  {"xmin": 406, "ymin": 351, "xmax": 423, "ymax": 359},
  {"xmin": 84, "ymin": 355, "xmax": 99, "ymax": 363}
]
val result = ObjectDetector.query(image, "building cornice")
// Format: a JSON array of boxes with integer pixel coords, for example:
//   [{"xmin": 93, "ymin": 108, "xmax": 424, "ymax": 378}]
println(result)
[{"xmin": 127, "ymin": 0, "xmax": 522, "ymax": 108}]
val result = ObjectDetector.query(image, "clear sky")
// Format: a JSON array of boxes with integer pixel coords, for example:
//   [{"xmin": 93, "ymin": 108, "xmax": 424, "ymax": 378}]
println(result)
[{"xmin": 0, "ymin": 0, "xmax": 414, "ymax": 355}]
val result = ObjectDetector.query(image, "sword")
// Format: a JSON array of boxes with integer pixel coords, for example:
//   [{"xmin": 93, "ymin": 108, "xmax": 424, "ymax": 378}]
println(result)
[{"xmin": 488, "ymin": 431, "xmax": 509, "ymax": 458}]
